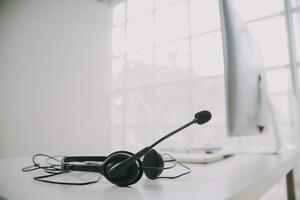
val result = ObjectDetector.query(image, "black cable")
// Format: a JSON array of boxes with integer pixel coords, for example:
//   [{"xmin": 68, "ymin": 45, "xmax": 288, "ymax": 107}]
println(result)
[
  {"xmin": 155, "ymin": 153, "xmax": 191, "ymax": 179},
  {"xmin": 22, "ymin": 154, "xmax": 101, "ymax": 185},
  {"xmin": 22, "ymin": 154, "xmax": 62, "ymax": 174},
  {"xmin": 45, "ymin": 155, "xmax": 64, "ymax": 165},
  {"xmin": 157, "ymin": 161, "xmax": 191, "ymax": 179},
  {"xmin": 33, "ymin": 172, "xmax": 101, "ymax": 185}
]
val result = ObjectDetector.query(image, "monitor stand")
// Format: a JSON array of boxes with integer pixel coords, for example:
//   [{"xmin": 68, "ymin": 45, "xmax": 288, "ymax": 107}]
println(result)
[
  {"xmin": 260, "ymin": 73, "xmax": 282, "ymax": 154},
  {"xmin": 219, "ymin": 74, "xmax": 283, "ymax": 155},
  {"xmin": 228, "ymin": 74, "xmax": 282, "ymax": 155}
]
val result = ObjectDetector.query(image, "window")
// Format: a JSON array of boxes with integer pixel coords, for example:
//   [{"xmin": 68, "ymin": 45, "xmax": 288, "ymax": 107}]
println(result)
[{"xmin": 111, "ymin": 0, "xmax": 299, "ymax": 151}]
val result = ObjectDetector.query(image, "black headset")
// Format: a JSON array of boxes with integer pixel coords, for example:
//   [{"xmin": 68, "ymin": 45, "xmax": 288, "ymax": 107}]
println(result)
[
  {"xmin": 23, "ymin": 110, "xmax": 211, "ymax": 187},
  {"xmin": 60, "ymin": 149, "xmax": 184, "ymax": 186}
]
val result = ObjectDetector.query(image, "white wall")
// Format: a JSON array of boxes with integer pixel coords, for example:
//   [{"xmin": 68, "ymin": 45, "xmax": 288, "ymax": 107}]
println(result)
[{"xmin": 0, "ymin": 0, "xmax": 112, "ymax": 157}]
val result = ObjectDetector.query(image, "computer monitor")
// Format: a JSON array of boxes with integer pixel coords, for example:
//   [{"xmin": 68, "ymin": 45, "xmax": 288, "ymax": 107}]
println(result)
[{"xmin": 219, "ymin": 0, "xmax": 268, "ymax": 137}]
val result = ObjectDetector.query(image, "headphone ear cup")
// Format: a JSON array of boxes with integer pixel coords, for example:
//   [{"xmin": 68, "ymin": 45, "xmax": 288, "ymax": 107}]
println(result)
[
  {"xmin": 103, "ymin": 151, "xmax": 143, "ymax": 187},
  {"xmin": 142, "ymin": 149, "xmax": 164, "ymax": 179}
]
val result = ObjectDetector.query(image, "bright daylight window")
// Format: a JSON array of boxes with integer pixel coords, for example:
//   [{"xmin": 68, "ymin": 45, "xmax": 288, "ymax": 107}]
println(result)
[{"xmin": 111, "ymin": 0, "xmax": 300, "ymax": 151}]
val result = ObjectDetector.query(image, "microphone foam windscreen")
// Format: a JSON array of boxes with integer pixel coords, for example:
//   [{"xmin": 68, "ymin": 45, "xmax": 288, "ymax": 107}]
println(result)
[{"xmin": 194, "ymin": 110, "xmax": 212, "ymax": 125}]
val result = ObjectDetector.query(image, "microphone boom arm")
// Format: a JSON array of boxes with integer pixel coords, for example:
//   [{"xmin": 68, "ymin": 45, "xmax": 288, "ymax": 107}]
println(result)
[{"xmin": 149, "ymin": 119, "xmax": 196, "ymax": 149}]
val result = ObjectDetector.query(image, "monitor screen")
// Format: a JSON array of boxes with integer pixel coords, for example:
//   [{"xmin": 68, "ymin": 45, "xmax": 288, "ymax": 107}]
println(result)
[{"xmin": 219, "ymin": 0, "xmax": 268, "ymax": 136}]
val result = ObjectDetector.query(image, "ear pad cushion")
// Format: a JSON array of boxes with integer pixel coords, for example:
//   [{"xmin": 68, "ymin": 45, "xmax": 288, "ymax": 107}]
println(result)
[
  {"xmin": 142, "ymin": 149, "xmax": 164, "ymax": 179},
  {"xmin": 103, "ymin": 151, "xmax": 143, "ymax": 186}
]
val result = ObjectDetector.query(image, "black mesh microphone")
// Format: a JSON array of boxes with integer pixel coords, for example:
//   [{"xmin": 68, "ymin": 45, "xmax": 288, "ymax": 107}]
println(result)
[
  {"xmin": 194, "ymin": 110, "xmax": 212, "ymax": 125},
  {"xmin": 108, "ymin": 110, "xmax": 212, "ymax": 177}
]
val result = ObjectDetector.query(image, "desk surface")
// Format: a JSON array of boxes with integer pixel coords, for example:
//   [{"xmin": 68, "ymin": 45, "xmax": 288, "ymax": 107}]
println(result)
[{"xmin": 0, "ymin": 150, "xmax": 299, "ymax": 200}]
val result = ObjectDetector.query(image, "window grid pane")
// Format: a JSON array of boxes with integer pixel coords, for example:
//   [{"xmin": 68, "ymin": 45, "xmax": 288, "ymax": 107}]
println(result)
[
  {"xmin": 190, "ymin": 0, "xmax": 220, "ymax": 35},
  {"xmin": 155, "ymin": 1, "xmax": 189, "ymax": 44},
  {"xmin": 232, "ymin": 0, "xmax": 284, "ymax": 22},
  {"xmin": 127, "ymin": 49, "xmax": 154, "ymax": 88},
  {"xmin": 191, "ymin": 31, "xmax": 224, "ymax": 77},
  {"xmin": 155, "ymin": 0, "xmax": 182, "ymax": 9},
  {"xmin": 247, "ymin": 16, "xmax": 289, "ymax": 67},
  {"xmin": 126, "ymin": 14, "xmax": 153, "ymax": 53},
  {"xmin": 154, "ymin": 39, "xmax": 190, "ymax": 83},
  {"xmin": 127, "ymin": 0, "xmax": 153, "ymax": 19}
]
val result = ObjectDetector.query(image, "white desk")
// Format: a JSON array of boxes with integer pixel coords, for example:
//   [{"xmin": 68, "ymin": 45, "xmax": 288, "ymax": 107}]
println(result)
[{"xmin": 0, "ymin": 150, "xmax": 299, "ymax": 200}]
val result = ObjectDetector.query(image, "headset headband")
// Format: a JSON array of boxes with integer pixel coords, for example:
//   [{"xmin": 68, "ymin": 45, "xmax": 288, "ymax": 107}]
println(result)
[
  {"xmin": 63, "ymin": 156, "xmax": 107, "ymax": 163},
  {"xmin": 62, "ymin": 156, "xmax": 107, "ymax": 173}
]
